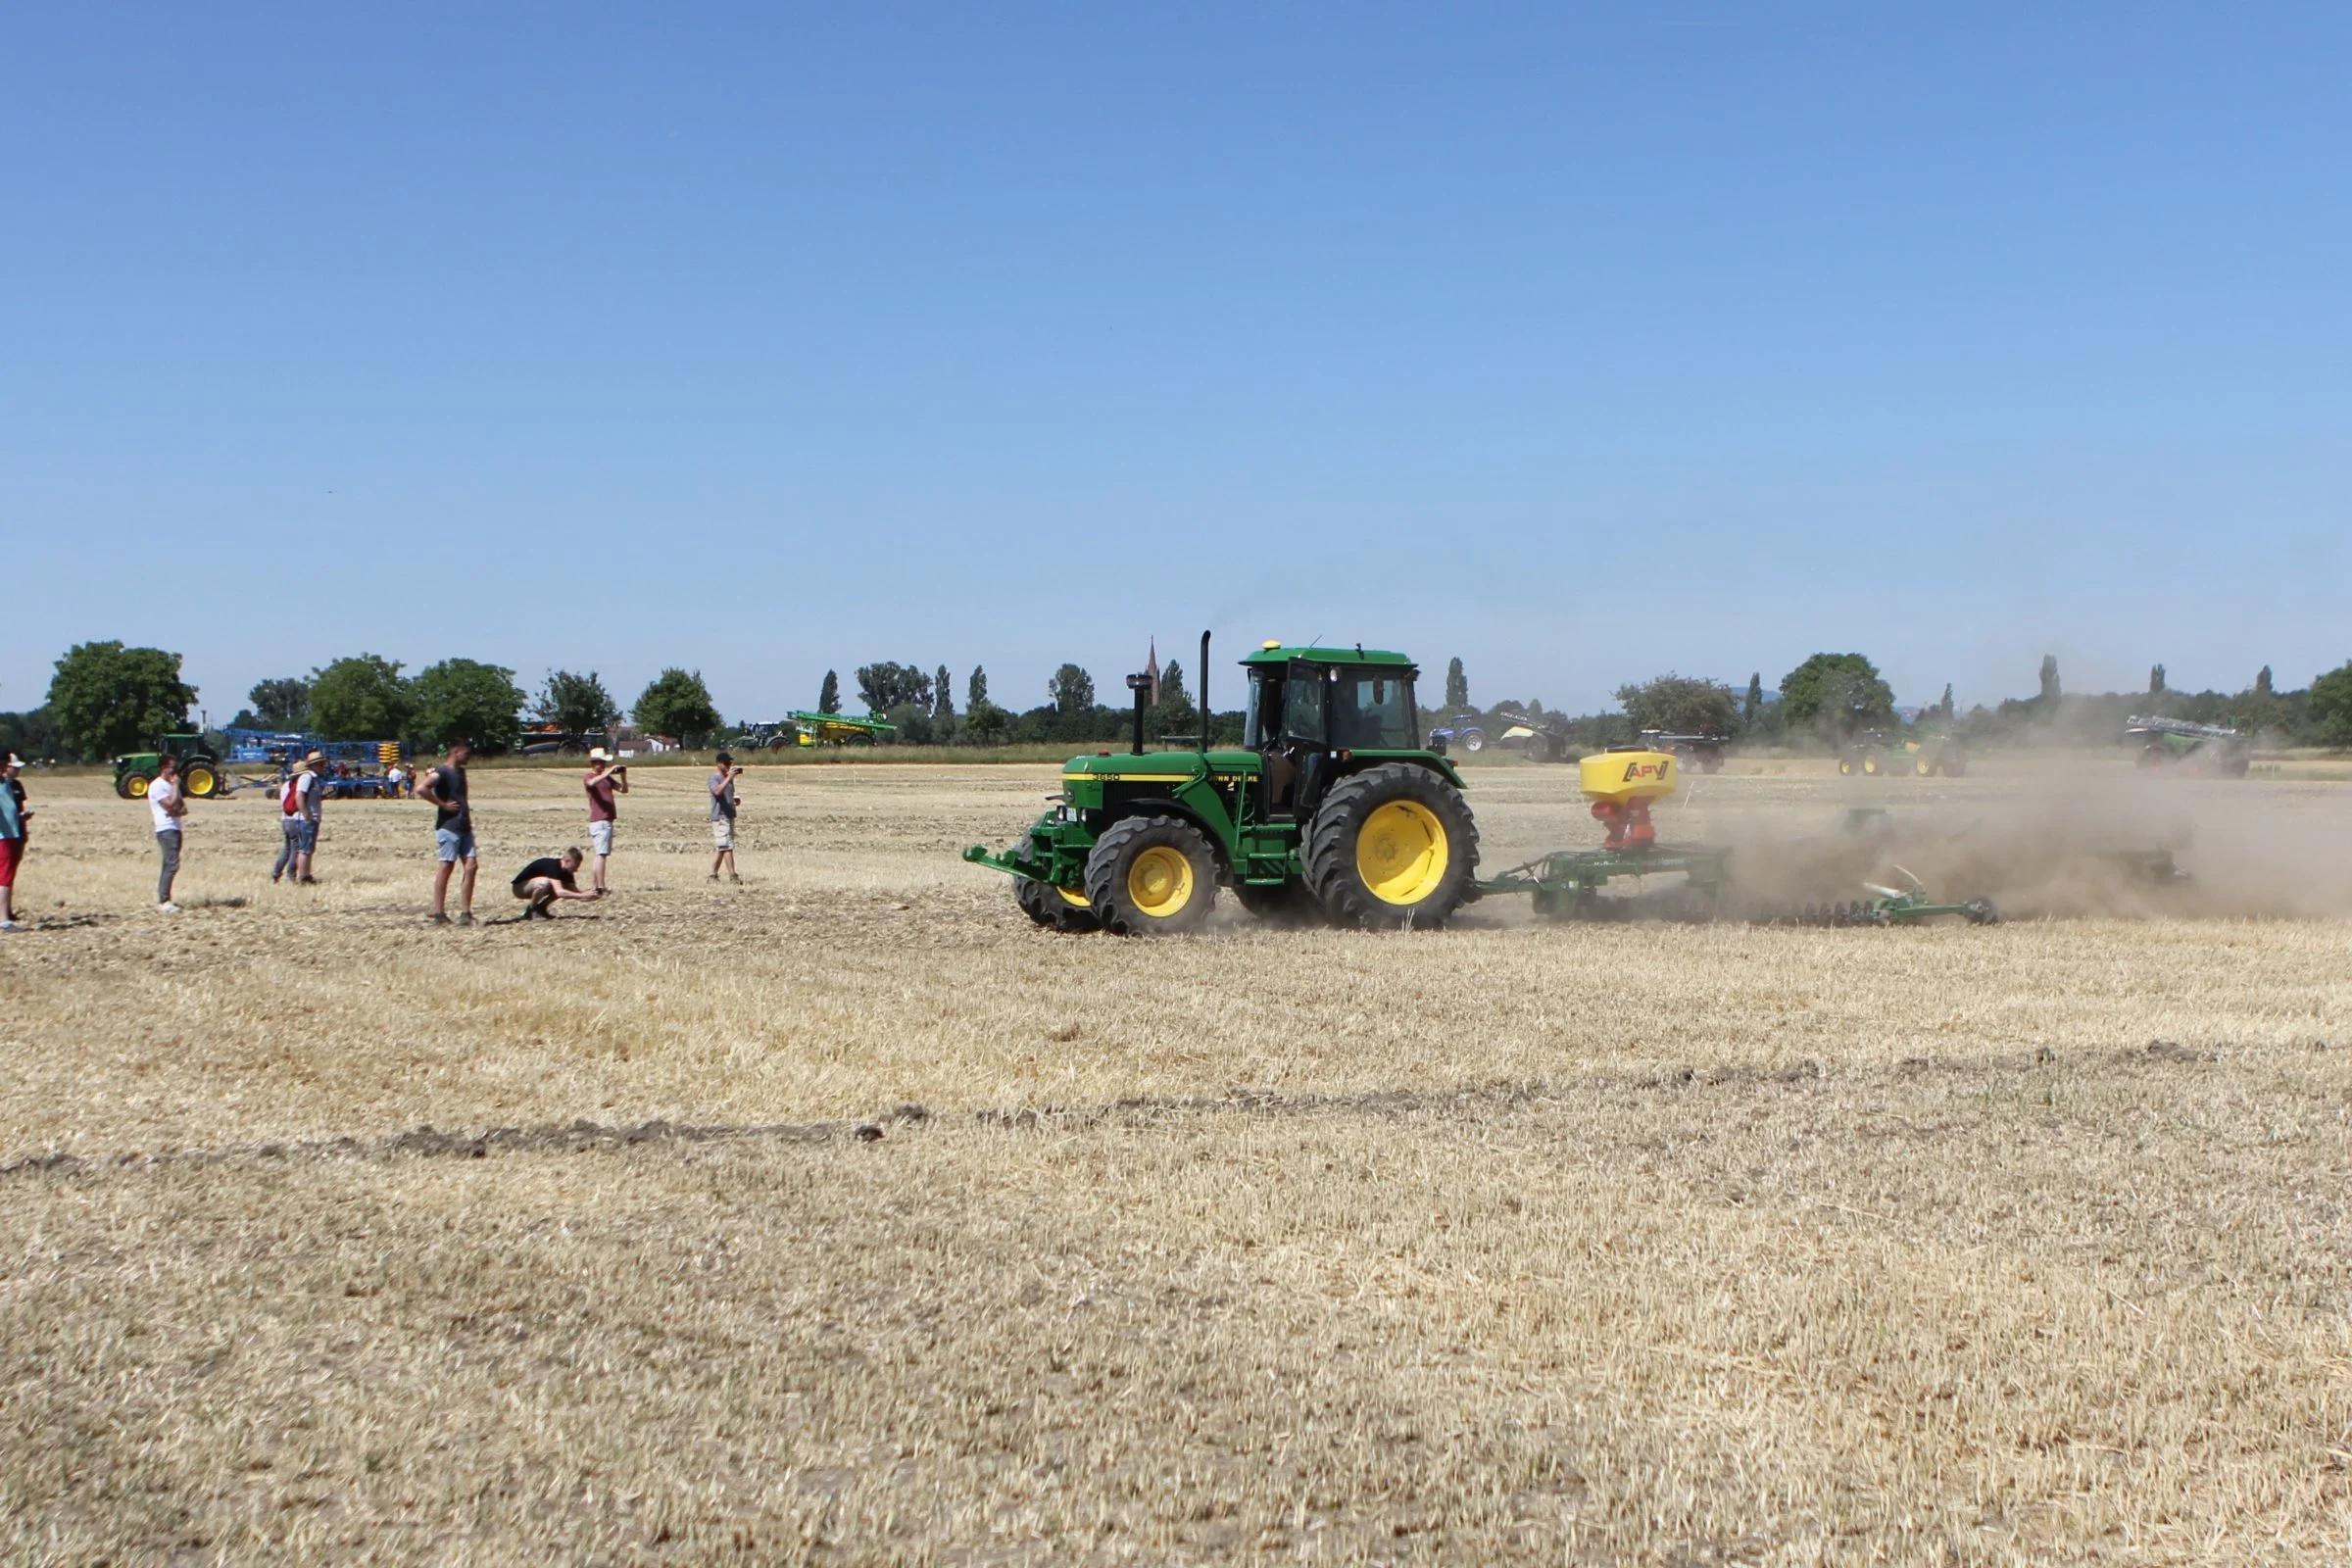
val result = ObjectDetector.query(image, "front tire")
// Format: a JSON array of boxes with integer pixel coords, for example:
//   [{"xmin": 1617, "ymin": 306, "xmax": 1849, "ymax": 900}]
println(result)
[
  {"xmin": 1304, "ymin": 763, "xmax": 1480, "ymax": 930},
  {"xmin": 1859, "ymin": 751, "xmax": 1884, "ymax": 776},
  {"xmin": 182, "ymin": 761, "xmax": 220, "ymax": 798},
  {"xmin": 1085, "ymin": 816, "xmax": 1218, "ymax": 936},
  {"xmin": 122, "ymin": 771, "xmax": 153, "ymax": 799},
  {"xmin": 1461, "ymin": 729, "xmax": 1486, "ymax": 754},
  {"xmin": 1015, "ymin": 875, "xmax": 1101, "ymax": 933}
]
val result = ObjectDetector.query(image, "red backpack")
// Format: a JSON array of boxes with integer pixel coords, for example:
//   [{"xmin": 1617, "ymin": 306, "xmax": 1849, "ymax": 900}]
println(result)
[{"xmin": 281, "ymin": 774, "xmax": 303, "ymax": 815}]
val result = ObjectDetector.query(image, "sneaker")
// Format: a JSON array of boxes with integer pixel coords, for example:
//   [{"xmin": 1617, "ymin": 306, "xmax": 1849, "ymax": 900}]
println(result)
[
  {"xmin": 157, "ymin": 903, "xmax": 180, "ymax": 914},
  {"xmin": 708, "ymin": 874, "xmax": 720, "ymax": 883},
  {"xmin": 456, "ymin": 911, "xmax": 475, "ymax": 927},
  {"xmin": 298, "ymin": 876, "xmax": 318, "ymax": 886},
  {"xmin": 427, "ymin": 912, "xmax": 451, "ymax": 925},
  {"xmin": 0, "ymin": 920, "xmax": 23, "ymax": 932},
  {"xmin": 728, "ymin": 874, "xmax": 743, "ymax": 885},
  {"xmin": 270, "ymin": 872, "xmax": 282, "ymax": 885}
]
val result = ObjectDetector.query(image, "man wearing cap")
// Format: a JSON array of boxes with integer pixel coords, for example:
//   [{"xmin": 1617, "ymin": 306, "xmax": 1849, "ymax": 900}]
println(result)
[
  {"xmin": 272, "ymin": 751, "xmax": 327, "ymax": 885},
  {"xmin": 582, "ymin": 749, "xmax": 628, "ymax": 895}
]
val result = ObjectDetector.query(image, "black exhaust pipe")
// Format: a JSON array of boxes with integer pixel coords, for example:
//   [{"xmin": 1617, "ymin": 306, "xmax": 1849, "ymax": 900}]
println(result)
[{"xmin": 1199, "ymin": 630, "xmax": 1210, "ymax": 753}]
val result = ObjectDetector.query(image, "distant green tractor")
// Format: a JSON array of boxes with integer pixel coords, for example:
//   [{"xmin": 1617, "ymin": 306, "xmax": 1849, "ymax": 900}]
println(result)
[
  {"xmin": 966, "ymin": 636, "xmax": 1480, "ymax": 934},
  {"xmin": 114, "ymin": 734, "xmax": 221, "ymax": 800},
  {"xmin": 1837, "ymin": 730, "xmax": 1967, "ymax": 778}
]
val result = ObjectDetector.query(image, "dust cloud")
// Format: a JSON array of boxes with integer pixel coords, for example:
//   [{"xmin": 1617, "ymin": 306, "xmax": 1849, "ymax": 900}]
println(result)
[{"xmin": 1672, "ymin": 759, "xmax": 2352, "ymax": 920}]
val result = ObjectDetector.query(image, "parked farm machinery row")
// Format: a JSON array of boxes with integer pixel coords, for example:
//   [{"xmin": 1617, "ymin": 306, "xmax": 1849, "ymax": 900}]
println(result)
[{"xmin": 735, "ymin": 712, "xmax": 901, "ymax": 751}]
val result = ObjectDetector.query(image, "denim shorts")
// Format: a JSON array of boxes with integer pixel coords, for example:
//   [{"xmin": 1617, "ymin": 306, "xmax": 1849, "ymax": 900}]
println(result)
[
  {"xmin": 435, "ymin": 827, "xmax": 478, "ymax": 863},
  {"xmin": 294, "ymin": 817, "xmax": 318, "ymax": 852}
]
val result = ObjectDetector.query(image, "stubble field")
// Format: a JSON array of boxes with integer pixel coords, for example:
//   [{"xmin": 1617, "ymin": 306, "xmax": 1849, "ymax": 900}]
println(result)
[{"xmin": 2, "ymin": 759, "xmax": 2348, "ymax": 1565}]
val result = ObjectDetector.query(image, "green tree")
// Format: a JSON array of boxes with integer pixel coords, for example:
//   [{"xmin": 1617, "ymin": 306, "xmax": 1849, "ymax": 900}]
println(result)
[
  {"xmin": 964, "ymin": 701, "xmax": 1010, "ymax": 745},
  {"xmin": 1615, "ymin": 673, "xmax": 1738, "ymax": 736},
  {"xmin": 933, "ymin": 664, "xmax": 956, "ymax": 721},
  {"xmin": 2149, "ymin": 664, "xmax": 2166, "ymax": 696},
  {"xmin": 2256, "ymin": 664, "xmax": 2275, "ymax": 698},
  {"xmin": 248, "ymin": 676, "xmax": 312, "ymax": 729},
  {"xmin": 309, "ymin": 654, "xmax": 412, "ymax": 741},
  {"xmin": 412, "ymin": 660, "xmax": 525, "ymax": 754},
  {"xmin": 819, "ymin": 670, "xmax": 842, "ymax": 713},
  {"xmin": 1152, "ymin": 660, "xmax": 1197, "ymax": 738},
  {"xmin": 1444, "ymin": 657, "xmax": 1469, "ymax": 710},
  {"xmin": 856, "ymin": 662, "xmax": 931, "ymax": 712},
  {"xmin": 46, "ymin": 642, "xmax": 199, "ymax": 760},
  {"xmin": 967, "ymin": 665, "xmax": 988, "ymax": 710},
  {"xmin": 2305, "ymin": 662, "xmax": 2352, "ymax": 747},
  {"xmin": 534, "ymin": 669, "xmax": 620, "ymax": 738},
  {"xmin": 1778, "ymin": 654, "xmax": 1894, "ymax": 737},
  {"xmin": 1939, "ymin": 683, "xmax": 1956, "ymax": 722},
  {"xmin": 0, "ymin": 706, "xmax": 64, "ymax": 762},
  {"xmin": 633, "ymin": 668, "xmax": 720, "ymax": 744},
  {"xmin": 1049, "ymin": 664, "xmax": 1096, "ymax": 713},
  {"xmin": 2038, "ymin": 655, "xmax": 2061, "ymax": 703},
  {"xmin": 1743, "ymin": 672, "xmax": 1764, "ymax": 726}
]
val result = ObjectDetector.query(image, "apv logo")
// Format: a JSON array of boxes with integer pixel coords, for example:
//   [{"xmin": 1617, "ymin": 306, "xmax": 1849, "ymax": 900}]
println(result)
[{"xmin": 1620, "ymin": 759, "xmax": 1670, "ymax": 783}]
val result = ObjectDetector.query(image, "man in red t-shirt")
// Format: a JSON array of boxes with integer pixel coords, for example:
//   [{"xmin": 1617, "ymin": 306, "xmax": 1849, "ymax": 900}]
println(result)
[{"xmin": 582, "ymin": 749, "xmax": 629, "ymax": 894}]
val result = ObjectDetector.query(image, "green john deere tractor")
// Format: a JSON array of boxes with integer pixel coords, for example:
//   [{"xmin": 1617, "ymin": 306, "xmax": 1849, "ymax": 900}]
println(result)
[
  {"xmin": 966, "ymin": 635, "xmax": 1480, "ymax": 934},
  {"xmin": 114, "ymin": 734, "xmax": 221, "ymax": 800}
]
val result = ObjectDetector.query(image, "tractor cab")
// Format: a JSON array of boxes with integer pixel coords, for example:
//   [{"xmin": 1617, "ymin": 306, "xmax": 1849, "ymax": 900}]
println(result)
[{"xmin": 1241, "ymin": 644, "xmax": 1423, "ymax": 820}]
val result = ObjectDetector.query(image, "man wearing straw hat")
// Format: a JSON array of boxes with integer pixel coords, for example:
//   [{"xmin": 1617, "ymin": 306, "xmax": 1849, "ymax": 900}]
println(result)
[
  {"xmin": 272, "ymin": 751, "xmax": 328, "ymax": 885},
  {"xmin": 581, "ymin": 748, "xmax": 628, "ymax": 895}
]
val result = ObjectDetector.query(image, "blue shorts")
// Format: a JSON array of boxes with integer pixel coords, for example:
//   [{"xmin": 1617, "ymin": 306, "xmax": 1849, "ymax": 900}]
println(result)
[
  {"xmin": 435, "ymin": 827, "xmax": 478, "ymax": 863},
  {"xmin": 295, "ymin": 817, "xmax": 319, "ymax": 852}
]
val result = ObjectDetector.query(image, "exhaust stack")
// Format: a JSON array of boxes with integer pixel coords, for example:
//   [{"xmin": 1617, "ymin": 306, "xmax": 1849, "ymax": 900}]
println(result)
[{"xmin": 1199, "ymin": 631, "xmax": 1210, "ymax": 753}]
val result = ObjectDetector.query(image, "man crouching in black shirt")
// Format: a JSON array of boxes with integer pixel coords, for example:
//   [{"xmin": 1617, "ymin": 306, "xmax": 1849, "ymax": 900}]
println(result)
[{"xmin": 513, "ymin": 848, "xmax": 605, "ymax": 919}]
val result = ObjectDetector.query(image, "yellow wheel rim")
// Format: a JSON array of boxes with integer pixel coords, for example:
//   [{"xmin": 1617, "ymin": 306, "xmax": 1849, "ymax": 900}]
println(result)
[
  {"xmin": 1837, "ymin": 759, "xmax": 1853, "ymax": 775},
  {"xmin": 126, "ymin": 774, "xmax": 150, "ymax": 798},
  {"xmin": 1861, "ymin": 755, "xmax": 1881, "ymax": 775},
  {"xmin": 1126, "ymin": 845, "xmax": 1195, "ymax": 915},
  {"xmin": 1057, "ymin": 885, "xmax": 1092, "ymax": 907},
  {"xmin": 1356, "ymin": 799, "xmax": 1448, "ymax": 906},
  {"xmin": 185, "ymin": 766, "xmax": 216, "ymax": 796},
  {"xmin": 1915, "ymin": 757, "xmax": 1935, "ymax": 776}
]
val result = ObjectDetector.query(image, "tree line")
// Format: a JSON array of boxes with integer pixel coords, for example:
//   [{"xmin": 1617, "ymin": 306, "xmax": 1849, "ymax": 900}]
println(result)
[
  {"xmin": 0, "ymin": 642, "xmax": 725, "ymax": 761},
  {"xmin": 1441, "ymin": 651, "xmax": 2352, "ymax": 751},
  {"xmin": 818, "ymin": 660, "xmax": 1239, "ymax": 747},
  {"xmin": 10, "ymin": 639, "xmax": 2350, "ymax": 764}
]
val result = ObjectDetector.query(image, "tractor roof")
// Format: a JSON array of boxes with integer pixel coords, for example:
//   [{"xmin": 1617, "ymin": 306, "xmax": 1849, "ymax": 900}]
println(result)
[{"xmin": 1239, "ymin": 644, "xmax": 1416, "ymax": 670}]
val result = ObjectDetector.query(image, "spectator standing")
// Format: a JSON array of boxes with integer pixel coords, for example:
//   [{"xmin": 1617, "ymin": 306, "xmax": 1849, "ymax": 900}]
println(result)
[
  {"xmin": 415, "ymin": 739, "xmax": 478, "ymax": 925},
  {"xmin": 709, "ymin": 752, "xmax": 743, "ymax": 883},
  {"xmin": 582, "ymin": 749, "xmax": 628, "ymax": 894},
  {"xmin": 272, "ymin": 752, "xmax": 326, "ymax": 885},
  {"xmin": 150, "ymin": 754, "xmax": 187, "ymax": 912},
  {"xmin": 0, "ymin": 752, "xmax": 25, "ymax": 931}
]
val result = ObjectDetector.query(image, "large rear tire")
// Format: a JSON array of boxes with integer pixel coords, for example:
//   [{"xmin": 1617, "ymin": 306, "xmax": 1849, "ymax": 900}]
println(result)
[
  {"xmin": 1304, "ymin": 763, "xmax": 1480, "ymax": 930},
  {"xmin": 182, "ymin": 760, "xmax": 220, "ymax": 799},
  {"xmin": 1859, "ymin": 750, "xmax": 1884, "ymax": 776},
  {"xmin": 1085, "ymin": 815, "xmax": 1218, "ymax": 936},
  {"xmin": 1914, "ymin": 753, "xmax": 1936, "ymax": 777},
  {"xmin": 1015, "ymin": 874, "xmax": 1101, "ymax": 933},
  {"xmin": 1941, "ymin": 753, "xmax": 1967, "ymax": 778}
]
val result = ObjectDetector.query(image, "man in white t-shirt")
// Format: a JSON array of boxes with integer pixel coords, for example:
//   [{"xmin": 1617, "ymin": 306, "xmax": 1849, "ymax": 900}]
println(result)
[{"xmin": 150, "ymin": 754, "xmax": 187, "ymax": 912}]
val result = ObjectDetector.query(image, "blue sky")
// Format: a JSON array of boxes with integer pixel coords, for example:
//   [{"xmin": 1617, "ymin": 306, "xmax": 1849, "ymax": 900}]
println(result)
[{"xmin": 6, "ymin": 4, "xmax": 2347, "ymax": 722}]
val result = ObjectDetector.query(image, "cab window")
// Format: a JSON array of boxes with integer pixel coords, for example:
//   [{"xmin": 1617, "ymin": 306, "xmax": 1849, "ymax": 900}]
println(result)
[
  {"xmin": 1332, "ymin": 673, "xmax": 1416, "ymax": 749},
  {"xmin": 1245, "ymin": 672, "xmax": 1283, "ymax": 751}
]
